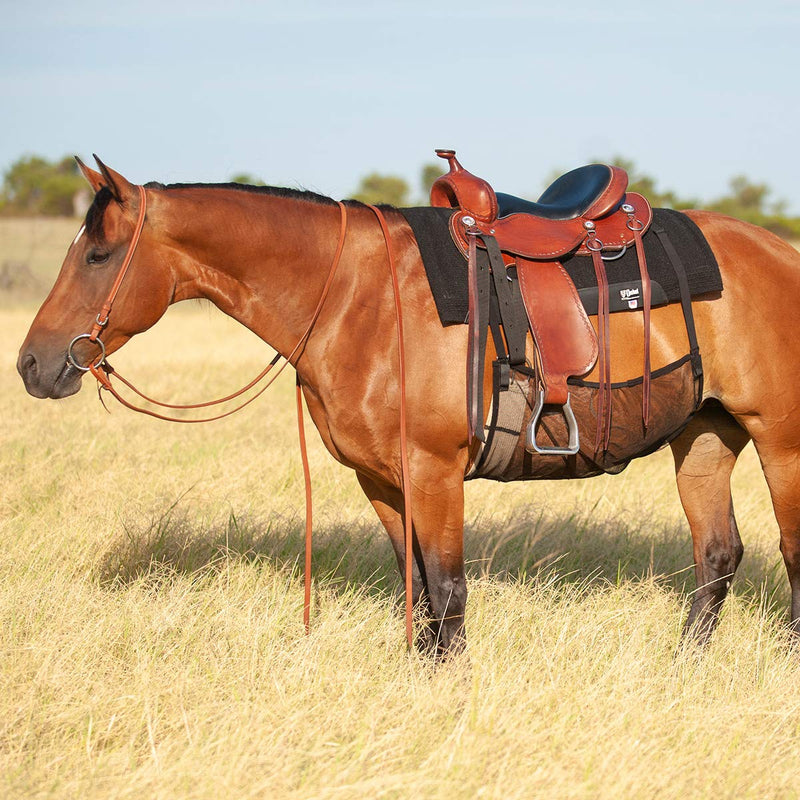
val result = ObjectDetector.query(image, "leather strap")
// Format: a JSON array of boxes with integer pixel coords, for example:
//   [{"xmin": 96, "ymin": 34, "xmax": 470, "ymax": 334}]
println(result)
[
  {"xmin": 590, "ymin": 248, "xmax": 612, "ymax": 453},
  {"xmin": 299, "ymin": 206, "xmax": 412, "ymax": 645},
  {"xmin": 297, "ymin": 378, "xmax": 313, "ymax": 634},
  {"xmin": 516, "ymin": 257, "xmax": 598, "ymax": 407},
  {"xmin": 466, "ymin": 229, "xmax": 490, "ymax": 442},
  {"xmin": 89, "ymin": 185, "xmax": 148, "ymax": 341},
  {"xmin": 89, "ymin": 354, "xmax": 287, "ymax": 422},
  {"xmin": 653, "ymin": 224, "xmax": 704, "ymax": 405},
  {"xmin": 484, "ymin": 236, "xmax": 526, "ymax": 366},
  {"xmin": 366, "ymin": 204, "xmax": 414, "ymax": 650},
  {"xmin": 89, "ymin": 201, "xmax": 349, "ymax": 421},
  {"xmin": 633, "ymin": 227, "xmax": 652, "ymax": 428}
]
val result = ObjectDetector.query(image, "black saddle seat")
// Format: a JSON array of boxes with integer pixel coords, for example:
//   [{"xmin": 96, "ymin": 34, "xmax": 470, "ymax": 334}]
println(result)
[{"xmin": 496, "ymin": 164, "xmax": 619, "ymax": 221}]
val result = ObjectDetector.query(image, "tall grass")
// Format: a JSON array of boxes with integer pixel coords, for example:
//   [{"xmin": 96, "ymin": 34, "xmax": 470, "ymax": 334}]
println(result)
[{"xmin": 2, "ymin": 221, "xmax": 799, "ymax": 798}]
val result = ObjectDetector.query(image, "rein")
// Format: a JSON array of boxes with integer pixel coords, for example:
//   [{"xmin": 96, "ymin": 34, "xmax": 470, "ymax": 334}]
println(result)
[
  {"xmin": 67, "ymin": 189, "xmax": 416, "ymax": 649},
  {"xmin": 71, "ymin": 189, "xmax": 349, "ymax": 423},
  {"xmin": 367, "ymin": 204, "xmax": 414, "ymax": 651}
]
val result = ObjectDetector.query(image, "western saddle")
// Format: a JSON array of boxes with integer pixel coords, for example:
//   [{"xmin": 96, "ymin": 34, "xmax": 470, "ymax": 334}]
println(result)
[{"xmin": 430, "ymin": 149, "xmax": 653, "ymax": 456}]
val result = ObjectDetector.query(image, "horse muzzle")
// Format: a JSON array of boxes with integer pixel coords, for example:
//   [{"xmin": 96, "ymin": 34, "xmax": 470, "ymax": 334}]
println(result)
[{"xmin": 17, "ymin": 344, "xmax": 84, "ymax": 399}]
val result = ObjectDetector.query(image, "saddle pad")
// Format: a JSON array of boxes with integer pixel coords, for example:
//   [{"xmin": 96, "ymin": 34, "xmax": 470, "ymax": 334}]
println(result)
[{"xmin": 399, "ymin": 206, "xmax": 722, "ymax": 326}]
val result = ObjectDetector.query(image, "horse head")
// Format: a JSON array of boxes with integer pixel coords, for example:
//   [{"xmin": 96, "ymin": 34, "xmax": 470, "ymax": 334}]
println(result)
[{"xmin": 17, "ymin": 157, "xmax": 176, "ymax": 399}]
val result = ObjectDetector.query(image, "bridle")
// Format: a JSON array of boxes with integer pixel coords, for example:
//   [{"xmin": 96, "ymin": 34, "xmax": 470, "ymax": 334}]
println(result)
[
  {"xmin": 67, "ymin": 184, "xmax": 148, "ymax": 374},
  {"xmin": 63, "ymin": 185, "xmax": 416, "ymax": 649},
  {"xmin": 65, "ymin": 186, "xmax": 347, "ymax": 423}
]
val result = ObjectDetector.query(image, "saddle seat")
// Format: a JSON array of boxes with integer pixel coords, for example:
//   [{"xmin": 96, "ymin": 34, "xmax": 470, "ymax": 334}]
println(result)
[
  {"xmin": 496, "ymin": 163, "xmax": 627, "ymax": 221},
  {"xmin": 431, "ymin": 149, "xmax": 649, "ymax": 259}
]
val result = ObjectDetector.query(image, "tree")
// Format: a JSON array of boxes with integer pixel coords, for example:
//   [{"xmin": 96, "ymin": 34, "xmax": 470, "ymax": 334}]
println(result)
[
  {"xmin": 585, "ymin": 156, "xmax": 699, "ymax": 210},
  {"xmin": 420, "ymin": 163, "xmax": 443, "ymax": 200},
  {"xmin": 709, "ymin": 175, "xmax": 771, "ymax": 217},
  {"xmin": 1, "ymin": 155, "xmax": 86, "ymax": 216},
  {"xmin": 229, "ymin": 172, "xmax": 266, "ymax": 186},
  {"xmin": 349, "ymin": 172, "xmax": 410, "ymax": 206},
  {"xmin": 595, "ymin": 161, "xmax": 800, "ymax": 237}
]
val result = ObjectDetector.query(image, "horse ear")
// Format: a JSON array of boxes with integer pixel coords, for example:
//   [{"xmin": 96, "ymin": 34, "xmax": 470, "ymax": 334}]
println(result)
[
  {"xmin": 93, "ymin": 155, "xmax": 137, "ymax": 203},
  {"xmin": 75, "ymin": 156, "xmax": 106, "ymax": 194}
]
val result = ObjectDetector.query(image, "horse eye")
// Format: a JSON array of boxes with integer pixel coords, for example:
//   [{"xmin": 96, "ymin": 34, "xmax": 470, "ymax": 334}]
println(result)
[{"xmin": 86, "ymin": 249, "xmax": 110, "ymax": 265}]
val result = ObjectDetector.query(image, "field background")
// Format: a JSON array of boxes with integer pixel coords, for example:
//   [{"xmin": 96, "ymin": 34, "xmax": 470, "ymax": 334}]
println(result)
[{"xmin": 3, "ymin": 219, "xmax": 800, "ymax": 799}]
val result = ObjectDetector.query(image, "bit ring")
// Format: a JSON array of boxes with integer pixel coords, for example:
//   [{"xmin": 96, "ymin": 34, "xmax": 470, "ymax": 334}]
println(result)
[{"xmin": 67, "ymin": 333, "xmax": 106, "ymax": 372}]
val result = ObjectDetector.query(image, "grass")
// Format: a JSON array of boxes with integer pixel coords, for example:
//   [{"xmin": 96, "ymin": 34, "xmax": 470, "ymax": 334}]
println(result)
[
  {"xmin": 0, "ymin": 217, "xmax": 80, "ymax": 305},
  {"xmin": 2, "ymin": 219, "xmax": 799, "ymax": 799}
]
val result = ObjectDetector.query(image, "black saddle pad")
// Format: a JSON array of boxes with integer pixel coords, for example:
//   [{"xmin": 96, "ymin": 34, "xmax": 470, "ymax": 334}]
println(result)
[{"xmin": 399, "ymin": 206, "xmax": 722, "ymax": 326}]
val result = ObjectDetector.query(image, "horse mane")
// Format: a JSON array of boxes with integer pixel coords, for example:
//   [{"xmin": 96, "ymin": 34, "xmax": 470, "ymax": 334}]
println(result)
[
  {"xmin": 83, "ymin": 181, "xmax": 370, "ymax": 240},
  {"xmin": 143, "ymin": 181, "xmax": 342, "ymax": 208}
]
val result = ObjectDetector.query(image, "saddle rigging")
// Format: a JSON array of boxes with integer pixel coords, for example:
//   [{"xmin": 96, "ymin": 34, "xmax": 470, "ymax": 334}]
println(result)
[{"xmin": 430, "ymin": 149, "xmax": 654, "ymax": 457}]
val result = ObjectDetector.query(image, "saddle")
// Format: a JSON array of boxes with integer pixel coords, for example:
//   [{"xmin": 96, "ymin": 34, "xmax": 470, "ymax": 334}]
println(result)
[{"xmin": 430, "ymin": 149, "xmax": 654, "ymax": 457}]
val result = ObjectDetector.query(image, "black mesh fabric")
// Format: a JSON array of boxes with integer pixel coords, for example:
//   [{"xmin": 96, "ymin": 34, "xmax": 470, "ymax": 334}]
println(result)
[{"xmin": 471, "ymin": 356, "xmax": 698, "ymax": 482}]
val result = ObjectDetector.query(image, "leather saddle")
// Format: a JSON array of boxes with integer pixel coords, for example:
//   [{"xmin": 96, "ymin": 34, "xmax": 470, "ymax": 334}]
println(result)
[{"xmin": 430, "ymin": 149, "xmax": 654, "ymax": 457}]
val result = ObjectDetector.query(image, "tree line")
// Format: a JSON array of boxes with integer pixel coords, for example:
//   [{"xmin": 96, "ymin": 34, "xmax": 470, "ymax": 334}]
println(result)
[{"xmin": 2, "ymin": 153, "xmax": 799, "ymax": 239}]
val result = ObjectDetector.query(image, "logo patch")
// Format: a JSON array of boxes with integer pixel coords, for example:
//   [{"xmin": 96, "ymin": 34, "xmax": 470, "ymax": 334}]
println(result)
[{"xmin": 619, "ymin": 286, "xmax": 640, "ymax": 310}]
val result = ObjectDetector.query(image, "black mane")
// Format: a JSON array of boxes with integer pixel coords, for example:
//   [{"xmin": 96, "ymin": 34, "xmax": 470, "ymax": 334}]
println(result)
[
  {"xmin": 83, "ymin": 181, "xmax": 362, "ymax": 240},
  {"xmin": 144, "ymin": 181, "xmax": 340, "ymax": 207}
]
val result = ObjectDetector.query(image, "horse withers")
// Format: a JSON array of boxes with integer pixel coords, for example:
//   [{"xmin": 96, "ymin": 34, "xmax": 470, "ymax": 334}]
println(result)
[{"xmin": 17, "ymin": 156, "xmax": 800, "ymax": 656}]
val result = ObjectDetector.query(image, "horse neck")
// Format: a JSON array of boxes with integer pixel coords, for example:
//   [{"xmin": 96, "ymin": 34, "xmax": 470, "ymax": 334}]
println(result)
[{"xmin": 159, "ymin": 189, "xmax": 350, "ymax": 357}]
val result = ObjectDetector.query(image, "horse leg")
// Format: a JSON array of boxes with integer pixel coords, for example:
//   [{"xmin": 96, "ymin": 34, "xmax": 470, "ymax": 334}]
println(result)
[
  {"xmin": 409, "ymin": 473, "xmax": 468, "ymax": 657},
  {"xmin": 745, "ymin": 440, "xmax": 800, "ymax": 635},
  {"xmin": 355, "ymin": 472, "xmax": 434, "ymax": 649},
  {"xmin": 670, "ymin": 404, "xmax": 751, "ymax": 644},
  {"xmin": 356, "ymin": 469, "xmax": 467, "ymax": 657}
]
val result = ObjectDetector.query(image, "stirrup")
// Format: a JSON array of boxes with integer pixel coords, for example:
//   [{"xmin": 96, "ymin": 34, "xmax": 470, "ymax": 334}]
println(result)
[{"xmin": 526, "ymin": 389, "xmax": 580, "ymax": 456}]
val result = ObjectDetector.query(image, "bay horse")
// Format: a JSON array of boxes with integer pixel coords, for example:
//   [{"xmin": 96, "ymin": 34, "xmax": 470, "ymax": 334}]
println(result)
[{"xmin": 17, "ymin": 157, "xmax": 800, "ymax": 657}]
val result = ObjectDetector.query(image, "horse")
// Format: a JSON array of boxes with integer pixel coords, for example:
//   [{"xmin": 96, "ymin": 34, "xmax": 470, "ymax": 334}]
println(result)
[{"xmin": 17, "ymin": 157, "xmax": 800, "ymax": 657}]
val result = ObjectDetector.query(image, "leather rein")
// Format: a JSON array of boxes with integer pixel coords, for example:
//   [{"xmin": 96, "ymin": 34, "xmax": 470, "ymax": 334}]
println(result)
[
  {"xmin": 68, "ymin": 186, "xmax": 346, "ymax": 423},
  {"xmin": 67, "ymin": 186, "xmax": 415, "ymax": 649}
]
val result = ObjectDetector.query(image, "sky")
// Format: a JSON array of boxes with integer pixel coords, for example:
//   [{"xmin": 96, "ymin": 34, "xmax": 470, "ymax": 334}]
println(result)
[{"xmin": 2, "ymin": 0, "xmax": 799, "ymax": 210}]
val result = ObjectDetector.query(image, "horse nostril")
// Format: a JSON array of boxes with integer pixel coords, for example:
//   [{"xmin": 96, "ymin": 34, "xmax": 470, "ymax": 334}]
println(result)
[{"xmin": 19, "ymin": 352, "xmax": 37, "ymax": 376}]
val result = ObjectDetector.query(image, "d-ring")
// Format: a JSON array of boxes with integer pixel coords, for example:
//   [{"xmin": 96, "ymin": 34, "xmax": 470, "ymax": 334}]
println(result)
[
  {"xmin": 601, "ymin": 245, "xmax": 627, "ymax": 261},
  {"xmin": 67, "ymin": 333, "xmax": 106, "ymax": 372}
]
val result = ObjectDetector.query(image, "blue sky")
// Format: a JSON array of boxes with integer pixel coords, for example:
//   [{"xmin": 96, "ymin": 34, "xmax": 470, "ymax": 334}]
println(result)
[{"xmin": 3, "ymin": 0, "xmax": 799, "ymax": 210}]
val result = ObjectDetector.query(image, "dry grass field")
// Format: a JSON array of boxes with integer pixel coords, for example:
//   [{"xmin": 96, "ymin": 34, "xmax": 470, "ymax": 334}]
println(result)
[{"xmin": 3, "ymin": 219, "xmax": 800, "ymax": 798}]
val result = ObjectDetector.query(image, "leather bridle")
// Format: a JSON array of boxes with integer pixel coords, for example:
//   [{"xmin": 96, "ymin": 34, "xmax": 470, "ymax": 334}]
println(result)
[
  {"xmin": 63, "ymin": 187, "xmax": 416, "ymax": 649},
  {"xmin": 67, "ymin": 184, "xmax": 148, "ymax": 374},
  {"xmin": 68, "ymin": 187, "xmax": 348, "ymax": 422}
]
